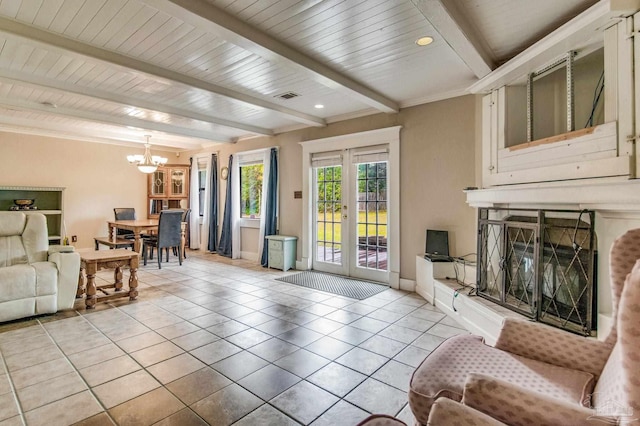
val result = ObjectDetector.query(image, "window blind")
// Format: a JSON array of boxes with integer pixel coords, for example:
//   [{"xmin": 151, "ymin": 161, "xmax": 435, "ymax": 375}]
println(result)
[
  {"xmin": 311, "ymin": 151, "xmax": 342, "ymax": 168},
  {"xmin": 351, "ymin": 144, "xmax": 389, "ymax": 164}
]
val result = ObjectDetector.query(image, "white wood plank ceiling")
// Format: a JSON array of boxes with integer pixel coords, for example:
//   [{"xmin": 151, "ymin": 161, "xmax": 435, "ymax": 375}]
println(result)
[{"xmin": 0, "ymin": 0, "xmax": 600, "ymax": 149}]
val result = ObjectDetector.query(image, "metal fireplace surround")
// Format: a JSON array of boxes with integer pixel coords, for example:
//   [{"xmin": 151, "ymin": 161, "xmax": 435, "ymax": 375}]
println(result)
[{"xmin": 476, "ymin": 208, "xmax": 596, "ymax": 336}]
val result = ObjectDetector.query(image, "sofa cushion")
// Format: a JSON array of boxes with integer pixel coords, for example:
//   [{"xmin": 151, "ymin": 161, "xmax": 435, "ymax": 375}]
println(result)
[
  {"xmin": 32, "ymin": 262, "xmax": 57, "ymax": 297},
  {"xmin": 0, "ymin": 264, "xmax": 36, "ymax": 302},
  {"xmin": 409, "ymin": 334, "xmax": 596, "ymax": 425},
  {"xmin": 0, "ymin": 235, "xmax": 28, "ymax": 267},
  {"xmin": 0, "ymin": 212, "xmax": 26, "ymax": 237},
  {"xmin": 0, "ymin": 298, "xmax": 35, "ymax": 322},
  {"xmin": 21, "ymin": 213, "xmax": 48, "ymax": 263}
]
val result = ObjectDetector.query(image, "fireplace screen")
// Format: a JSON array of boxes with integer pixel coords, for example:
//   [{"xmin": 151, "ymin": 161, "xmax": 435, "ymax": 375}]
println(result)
[{"xmin": 477, "ymin": 208, "xmax": 596, "ymax": 336}]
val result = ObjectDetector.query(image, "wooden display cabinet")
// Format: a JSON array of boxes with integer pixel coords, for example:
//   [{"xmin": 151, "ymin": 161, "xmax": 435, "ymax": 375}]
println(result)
[{"xmin": 147, "ymin": 165, "xmax": 189, "ymax": 218}]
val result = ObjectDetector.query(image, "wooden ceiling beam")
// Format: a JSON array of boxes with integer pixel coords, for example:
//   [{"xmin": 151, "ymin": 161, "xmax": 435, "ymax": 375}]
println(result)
[
  {"xmin": 0, "ymin": 68, "xmax": 273, "ymax": 137},
  {"xmin": 0, "ymin": 96, "xmax": 234, "ymax": 142},
  {"xmin": 0, "ymin": 17, "xmax": 326, "ymax": 128},
  {"xmin": 147, "ymin": 0, "xmax": 399, "ymax": 113},
  {"xmin": 412, "ymin": 0, "xmax": 495, "ymax": 79}
]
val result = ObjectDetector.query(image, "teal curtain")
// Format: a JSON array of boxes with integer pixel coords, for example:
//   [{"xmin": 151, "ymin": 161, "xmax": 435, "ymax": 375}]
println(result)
[
  {"xmin": 207, "ymin": 154, "xmax": 219, "ymax": 252},
  {"xmin": 218, "ymin": 155, "xmax": 233, "ymax": 257},
  {"xmin": 261, "ymin": 148, "xmax": 278, "ymax": 266}
]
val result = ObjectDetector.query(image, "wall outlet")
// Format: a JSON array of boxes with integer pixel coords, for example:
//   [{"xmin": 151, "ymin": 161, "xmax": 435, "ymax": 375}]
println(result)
[{"xmin": 71, "ymin": 235, "xmax": 77, "ymax": 242}]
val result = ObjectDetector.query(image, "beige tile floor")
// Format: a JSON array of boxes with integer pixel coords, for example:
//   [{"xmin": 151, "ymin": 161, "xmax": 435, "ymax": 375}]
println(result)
[{"xmin": 0, "ymin": 250, "xmax": 469, "ymax": 426}]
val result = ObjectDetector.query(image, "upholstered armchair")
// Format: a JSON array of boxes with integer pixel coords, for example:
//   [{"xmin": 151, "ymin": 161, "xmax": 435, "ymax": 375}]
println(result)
[
  {"xmin": 410, "ymin": 228, "xmax": 640, "ymax": 426},
  {"xmin": 0, "ymin": 212, "xmax": 80, "ymax": 322},
  {"xmin": 357, "ymin": 415, "xmax": 407, "ymax": 426}
]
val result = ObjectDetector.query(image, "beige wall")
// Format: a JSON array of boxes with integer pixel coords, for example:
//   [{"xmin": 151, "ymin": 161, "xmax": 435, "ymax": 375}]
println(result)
[
  {"xmin": 0, "ymin": 95, "xmax": 477, "ymax": 281},
  {"xmin": 0, "ymin": 133, "xmax": 187, "ymax": 249},
  {"xmin": 196, "ymin": 95, "xmax": 478, "ymax": 281}
]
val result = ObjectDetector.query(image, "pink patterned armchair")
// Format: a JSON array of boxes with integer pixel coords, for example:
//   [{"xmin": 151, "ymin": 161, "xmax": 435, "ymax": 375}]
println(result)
[{"xmin": 409, "ymin": 228, "xmax": 640, "ymax": 426}]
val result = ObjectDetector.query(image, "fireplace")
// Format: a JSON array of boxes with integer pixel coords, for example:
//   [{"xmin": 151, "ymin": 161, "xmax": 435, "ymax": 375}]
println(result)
[{"xmin": 477, "ymin": 208, "xmax": 596, "ymax": 335}]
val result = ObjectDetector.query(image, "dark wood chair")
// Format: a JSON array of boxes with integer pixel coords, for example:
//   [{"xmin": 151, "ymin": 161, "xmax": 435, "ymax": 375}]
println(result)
[{"xmin": 143, "ymin": 210, "xmax": 183, "ymax": 269}]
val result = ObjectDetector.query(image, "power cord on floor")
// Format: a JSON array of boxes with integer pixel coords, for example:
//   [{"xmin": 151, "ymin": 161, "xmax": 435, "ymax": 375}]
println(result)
[
  {"xmin": 447, "ymin": 255, "xmax": 478, "ymax": 311},
  {"xmin": 446, "ymin": 256, "xmax": 477, "ymax": 294},
  {"xmin": 452, "ymin": 289, "xmax": 459, "ymax": 312}
]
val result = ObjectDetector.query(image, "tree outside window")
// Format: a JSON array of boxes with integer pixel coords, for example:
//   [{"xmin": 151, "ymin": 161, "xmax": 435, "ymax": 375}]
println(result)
[{"xmin": 240, "ymin": 163, "xmax": 263, "ymax": 218}]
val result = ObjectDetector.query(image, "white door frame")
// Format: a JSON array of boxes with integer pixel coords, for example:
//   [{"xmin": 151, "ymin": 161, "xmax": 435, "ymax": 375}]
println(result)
[{"xmin": 300, "ymin": 126, "xmax": 401, "ymax": 288}]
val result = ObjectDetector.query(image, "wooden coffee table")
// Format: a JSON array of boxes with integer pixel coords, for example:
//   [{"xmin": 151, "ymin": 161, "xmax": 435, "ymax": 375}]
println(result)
[{"xmin": 77, "ymin": 249, "xmax": 139, "ymax": 309}]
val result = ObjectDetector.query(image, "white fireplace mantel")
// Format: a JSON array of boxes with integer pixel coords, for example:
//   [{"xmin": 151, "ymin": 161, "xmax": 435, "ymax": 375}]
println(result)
[{"xmin": 466, "ymin": 178, "xmax": 640, "ymax": 215}]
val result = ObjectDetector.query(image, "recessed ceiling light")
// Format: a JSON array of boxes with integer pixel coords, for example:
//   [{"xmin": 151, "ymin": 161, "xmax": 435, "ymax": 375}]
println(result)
[
  {"xmin": 314, "ymin": 104, "xmax": 324, "ymax": 109},
  {"xmin": 415, "ymin": 36, "xmax": 434, "ymax": 46}
]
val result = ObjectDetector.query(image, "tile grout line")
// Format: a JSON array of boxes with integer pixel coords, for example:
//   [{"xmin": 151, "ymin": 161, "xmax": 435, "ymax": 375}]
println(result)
[
  {"xmin": 1, "ymin": 252, "xmax": 453, "ymax": 425},
  {"xmin": 0, "ymin": 324, "xmax": 37, "ymax": 426},
  {"xmin": 76, "ymin": 303, "xmax": 201, "ymax": 425},
  {"xmin": 35, "ymin": 315, "xmax": 119, "ymax": 426}
]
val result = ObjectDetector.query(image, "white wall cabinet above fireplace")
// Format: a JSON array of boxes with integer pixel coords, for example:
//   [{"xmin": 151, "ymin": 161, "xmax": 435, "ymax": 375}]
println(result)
[{"xmin": 475, "ymin": 3, "xmax": 640, "ymax": 188}]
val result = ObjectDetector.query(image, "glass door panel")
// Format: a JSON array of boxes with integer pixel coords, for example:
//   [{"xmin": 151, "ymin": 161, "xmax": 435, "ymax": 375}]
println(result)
[
  {"xmin": 150, "ymin": 170, "xmax": 166, "ymax": 197},
  {"xmin": 170, "ymin": 169, "xmax": 186, "ymax": 197},
  {"xmin": 352, "ymin": 162, "xmax": 388, "ymax": 280},
  {"xmin": 313, "ymin": 165, "xmax": 345, "ymax": 274}
]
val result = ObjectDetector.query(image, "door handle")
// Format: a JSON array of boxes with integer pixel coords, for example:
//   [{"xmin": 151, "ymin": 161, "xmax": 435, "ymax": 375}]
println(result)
[{"xmin": 343, "ymin": 215, "xmax": 347, "ymax": 219}]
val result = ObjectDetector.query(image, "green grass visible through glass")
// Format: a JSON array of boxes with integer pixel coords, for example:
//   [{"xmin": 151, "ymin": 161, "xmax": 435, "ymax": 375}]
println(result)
[{"xmin": 316, "ymin": 211, "xmax": 387, "ymax": 244}]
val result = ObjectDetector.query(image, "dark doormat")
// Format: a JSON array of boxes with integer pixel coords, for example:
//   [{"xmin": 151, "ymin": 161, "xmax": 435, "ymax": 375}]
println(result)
[{"xmin": 276, "ymin": 271, "xmax": 389, "ymax": 300}]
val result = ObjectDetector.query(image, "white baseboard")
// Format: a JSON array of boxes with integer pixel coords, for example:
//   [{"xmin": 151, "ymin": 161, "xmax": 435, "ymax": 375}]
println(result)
[
  {"xmin": 240, "ymin": 251, "xmax": 259, "ymax": 262},
  {"xmin": 399, "ymin": 278, "xmax": 415, "ymax": 292},
  {"xmin": 295, "ymin": 260, "xmax": 308, "ymax": 270}
]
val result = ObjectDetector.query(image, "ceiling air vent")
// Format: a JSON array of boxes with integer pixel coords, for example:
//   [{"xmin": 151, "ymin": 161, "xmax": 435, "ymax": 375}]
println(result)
[{"xmin": 275, "ymin": 91, "xmax": 300, "ymax": 100}]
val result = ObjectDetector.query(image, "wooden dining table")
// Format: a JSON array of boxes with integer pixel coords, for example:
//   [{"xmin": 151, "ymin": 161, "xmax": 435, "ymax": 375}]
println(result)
[{"xmin": 107, "ymin": 219, "xmax": 186, "ymax": 254}]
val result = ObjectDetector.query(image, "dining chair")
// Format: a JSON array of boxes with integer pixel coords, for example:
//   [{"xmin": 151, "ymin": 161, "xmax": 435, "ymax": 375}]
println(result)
[
  {"xmin": 181, "ymin": 208, "xmax": 191, "ymax": 259},
  {"xmin": 113, "ymin": 208, "xmax": 136, "ymax": 240},
  {"xmin": 143, "ymin": 210, "xmax": 183, "ymax": 269},
  {"xmin": 168, "ymin": 208, "xmax": 191, "ymax": 259}
]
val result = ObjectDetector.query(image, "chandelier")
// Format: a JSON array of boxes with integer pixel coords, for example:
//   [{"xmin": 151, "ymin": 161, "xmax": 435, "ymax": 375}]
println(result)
[{"xmin": 127, "ymin": 135, "xmax": 168, "ymax": 173}]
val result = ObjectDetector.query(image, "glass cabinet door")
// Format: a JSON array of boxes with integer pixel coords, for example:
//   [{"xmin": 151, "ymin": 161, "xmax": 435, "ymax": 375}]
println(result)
[
  {"xmin": 150, "ymin": 169, "xmax": 167, "ymax": 197},
  {"xmin": 169, "ymin": 168, "xmax": 187, "ymax": 197}
]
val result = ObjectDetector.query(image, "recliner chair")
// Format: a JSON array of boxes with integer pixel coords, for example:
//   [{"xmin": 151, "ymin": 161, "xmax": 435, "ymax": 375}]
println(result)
[
  {"xmin": 0, "ymin": 212, "xmax": 80, "ymax": 322},
  {"xmin": 410, "ymin": 228, "xmax": 640, "ymax": 426}
]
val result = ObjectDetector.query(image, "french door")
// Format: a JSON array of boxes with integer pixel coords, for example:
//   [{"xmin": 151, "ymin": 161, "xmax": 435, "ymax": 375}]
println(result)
[{"xmin": 312, "ymin": 149, "xmax": 389, "ymax": 283}]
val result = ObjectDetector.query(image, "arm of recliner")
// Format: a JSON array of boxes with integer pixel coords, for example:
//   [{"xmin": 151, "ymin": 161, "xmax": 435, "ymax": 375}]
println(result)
[
  {"xmin": 48, "ymin": 250, "xmax": 81, "ymax": 310},
  {"xmin": 462, "ymin": 373, "xmax": 614, "ymax": 426},
  {"xmin": 494, "ymin": 318, "xmax": 612, "ymax": 378},
  {"xmin": 427, "ymin": 398, "xmax": 506, "ymax": 426},
  {"xmin": 48, "ymin": 244, "xmax": 76, "ymax": 254}
]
